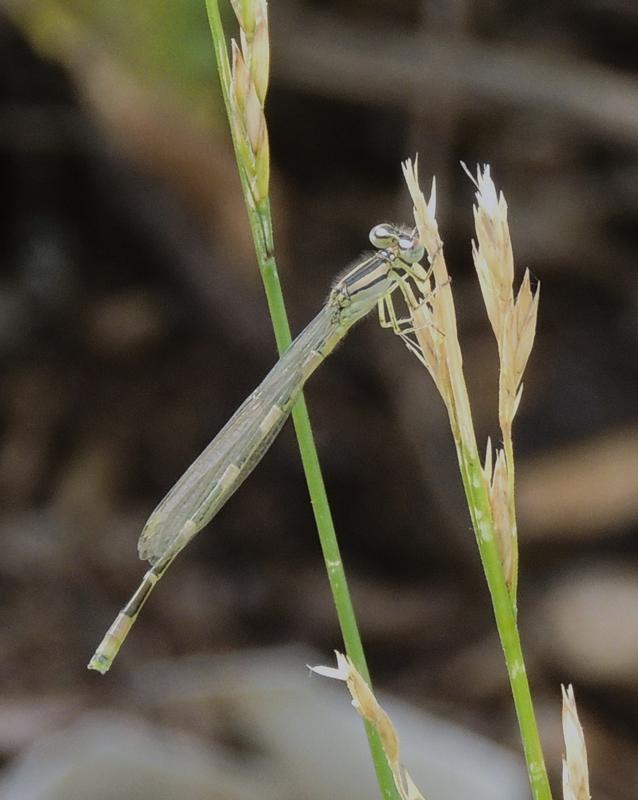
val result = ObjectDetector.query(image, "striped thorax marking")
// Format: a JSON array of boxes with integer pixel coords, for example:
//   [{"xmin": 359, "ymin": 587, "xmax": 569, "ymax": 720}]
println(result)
[{"xmin": 339, "ymin": 250, "xmax": 395, "ymax": 299}]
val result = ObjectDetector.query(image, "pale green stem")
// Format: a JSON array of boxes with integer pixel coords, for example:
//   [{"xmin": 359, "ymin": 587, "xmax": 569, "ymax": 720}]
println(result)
[
  {"xmin": 503, "ymin": 430, "xmax": 519, "ymax": 605},
  {"xmin": 203, "ymin": 3, "xmax": 400, "ymax": 798},
  {"xmin": 454, "ymin": 434, "xmax": 551, "ymax": 800}
]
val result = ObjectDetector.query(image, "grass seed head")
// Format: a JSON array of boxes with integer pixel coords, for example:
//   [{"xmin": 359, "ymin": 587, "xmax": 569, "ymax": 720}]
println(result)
[
  {"xmin": 309, "ymin": 653, "xmax": 427, "ymax": 800},
  {"xmin": 486, "ymin": 446, "xmax": 515, "ymax": 587},
  {"xmin": 231, "ymin": 39, "xmax": 250, "ymax": 113},
  {"xmin": 230, "ymin": 0, "xmax": 257, "ymax": 36},
  {"xmin": 562, "ymin": 685, "xmax": 591, "ymax": 800},
  {"xmin": 228, "ymin": 1, "xmax": 271, "ymax": 205},
  {"xmin": 251, "ymin": 9, "xmax": 270, "ymax": 104}
]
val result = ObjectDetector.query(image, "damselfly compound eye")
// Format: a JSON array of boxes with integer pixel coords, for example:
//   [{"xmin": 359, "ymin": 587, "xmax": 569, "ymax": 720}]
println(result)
[
  {"xmin": 400, "ymin": 241, "xmax": 425, "ymax": 264},
  {"xmin": 369, "ymin": 223, "xmax": 398, "ymax": 249}
]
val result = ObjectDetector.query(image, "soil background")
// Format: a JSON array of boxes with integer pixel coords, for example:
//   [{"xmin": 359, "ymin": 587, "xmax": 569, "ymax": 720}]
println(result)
[{"xmin": 2, "ymin": 2, "xmax": 638, "ymax": 797}]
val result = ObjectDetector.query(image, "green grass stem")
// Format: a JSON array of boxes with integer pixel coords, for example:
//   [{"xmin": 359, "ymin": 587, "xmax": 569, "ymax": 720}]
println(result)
[
  {"xmin": 456, "ymin": 438, "xmax": 552, "ymax": 800},
  {"xmin": 203, "ymin": 3, "xmax": 401, "ymax": 797}
]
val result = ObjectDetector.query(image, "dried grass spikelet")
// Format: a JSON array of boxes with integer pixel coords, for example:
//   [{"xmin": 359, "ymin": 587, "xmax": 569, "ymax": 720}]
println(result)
[
  {"xmin": 310, "ymin": 653, "xmax": 427, "ymax": 800},
  {"xmin": 561, "ymin": 685, "xmax": 591, "ymax": 800},
  {"xmin": 229, "ymin": 0, "xmax": 270, "ymax": 204},
  {"xmin": 463, "ymin": 163, "xmax": 539, "ymax": 440},
  {"xmin": 230, "ymin": 0, "xmax": 257, "ymax": 38},
  {"xmin": 483, "ymin": 439, "xmax": 515, "ymax": 587},
  {"xmin": 401, "ymin": 158, "xmax": 476, "ymax": 453},
  {"xmin": 401, "ymin": 160, "xmax": 536, "ymax": 592},
  {"xmin": 464, "ymin": 162, "xmax": 539, "ymax": 596}
]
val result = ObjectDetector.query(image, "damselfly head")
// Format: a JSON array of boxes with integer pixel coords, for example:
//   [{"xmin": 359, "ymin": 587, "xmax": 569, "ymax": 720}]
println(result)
[{"xmin": 368, "ymin": 223, "xmax": 424, "ymax": 264}]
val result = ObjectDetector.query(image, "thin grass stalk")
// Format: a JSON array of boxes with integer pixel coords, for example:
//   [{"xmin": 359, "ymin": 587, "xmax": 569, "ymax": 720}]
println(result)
[
  {"xmin": 458, "ymin": 442, "xmax": 551, "ymax": 800},
  {"xmin": 401, "ymin": 160, "xmax": 552, "ymax": 800},
  {"xmin": 203, "ymin": 3, "xmax": 400, "ymax": 797}
]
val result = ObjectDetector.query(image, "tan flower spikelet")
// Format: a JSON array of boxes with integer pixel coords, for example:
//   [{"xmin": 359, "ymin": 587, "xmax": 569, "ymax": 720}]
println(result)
[
  {"xmin": 562, "ymin": 685, "xmax": 591, "ymax": 800},
  {"xmin": 310, "ymin": 653, "xmax": 427, "ymax": 800},
  {"xmin": 250, "ymin": 12, "xmax": 270, "ymax": 104},
  {"xmin": 464, "ymin": 163, "xmax": 539, "ymax": 437},
  {"xmin": 229, "ymin": 0, "xmax": 270, "ymax": 205},
  {"xmin": 465, "ymin": 163, "xmax": 540, "ymax": 596},
  {"xmin": 229, "ymin": 0, "xmax": 257, "ymax": 35},
  {"xmin": 400, "ymin": 160, "xmax": 539, "ymax": 595},
  {"xmin": 483, "ymin": 440, "xmax": 515, "ymax": 587},
  {"xmin": 509, "ymin": 269, "xmax": 540, "ymax": 419},
  {"xmin": 402, "ymin": 159, "xmax": 477, "ymax": 452},
  {"xmin": 230, "ymin": 39, "xmax": 250, "ymax": 110}
]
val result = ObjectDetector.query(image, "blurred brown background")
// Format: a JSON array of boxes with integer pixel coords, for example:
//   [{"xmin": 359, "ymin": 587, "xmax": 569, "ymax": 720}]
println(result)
[{"xmin": 1, "ymin": 1, "xmax": 638, "ymax": 798}]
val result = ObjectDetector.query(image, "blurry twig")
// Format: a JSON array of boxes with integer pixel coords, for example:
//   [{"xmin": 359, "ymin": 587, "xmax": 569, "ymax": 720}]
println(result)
[{"xmin": 274, "ymin": 7, "xmax": 638, "ymax": 147}]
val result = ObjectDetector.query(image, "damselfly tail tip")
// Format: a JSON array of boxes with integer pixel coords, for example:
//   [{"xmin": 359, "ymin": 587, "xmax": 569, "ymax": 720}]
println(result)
[
  {"xmin": 87, "ymin": 629, "xmax": 121, "ymax": 673},
  {"xmin": 87, "ymin": 611, "xmax": 134, "ymax": 674},
  {"xmin": 87, "ymin": 650, "xmax": 112, "ymax": 674}
]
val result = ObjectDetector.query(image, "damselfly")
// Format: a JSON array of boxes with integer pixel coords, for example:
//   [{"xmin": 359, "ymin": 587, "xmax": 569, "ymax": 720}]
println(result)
[{"xmin": 89, "ymin": 223, "xmax": 426, "ymax": 673}]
